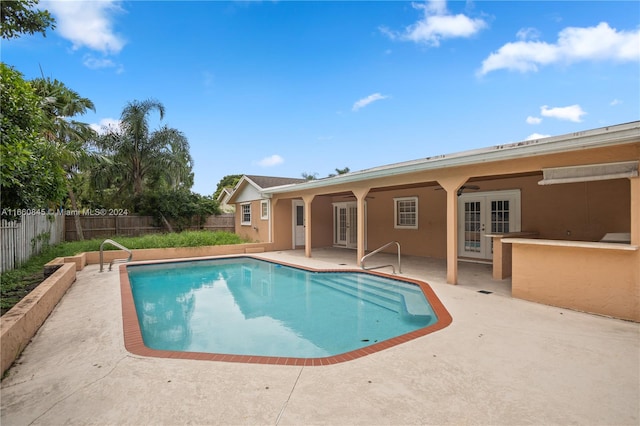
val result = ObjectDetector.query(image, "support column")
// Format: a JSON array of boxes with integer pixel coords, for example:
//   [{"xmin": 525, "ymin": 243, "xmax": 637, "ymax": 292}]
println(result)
[
  {"xmin": 630, "ymin": 177, "xmax": 639, "ymax": 246},
  {"xmin": 269, "ymin": 198, "xmax": 278, "ymax": 244},
  {"xmin": 302, "ymin": 195, "xmax": 315, "ymax": 258},
  {"xmin": 437, "ymin": 177, "xmax": 468, "ymax": 285},
  {"xmin": 352, "ymin": 187, "xmax": 370, "ymax": 267},
  {"xmin": 629, "ymin": 176, "xmax": 640, "ymax": 321}
]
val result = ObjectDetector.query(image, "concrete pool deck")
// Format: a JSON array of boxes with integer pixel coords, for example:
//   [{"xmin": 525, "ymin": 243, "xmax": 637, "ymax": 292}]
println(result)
[{"xmin": 1, "ymin": 249, "xmax": 639, "ymax": 425}]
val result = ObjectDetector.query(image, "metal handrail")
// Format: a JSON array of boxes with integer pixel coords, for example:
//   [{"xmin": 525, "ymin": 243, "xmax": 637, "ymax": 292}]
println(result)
[
  {"xmin": 361, "ymin": 241, "xmax": 401, "ymax": 274},
  {"xmin": 99, "ymin": 239, "xmax": 132, "ymax": 272}
]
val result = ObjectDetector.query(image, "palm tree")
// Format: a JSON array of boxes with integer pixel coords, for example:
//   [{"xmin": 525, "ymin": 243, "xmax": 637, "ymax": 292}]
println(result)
[
  {"xmin": 97, "ymin": 99, "xmax": 194, "ymax": 206},
  {"xmin": 31, "ymin": 77, "xmax": 98, "ymax": 240}
]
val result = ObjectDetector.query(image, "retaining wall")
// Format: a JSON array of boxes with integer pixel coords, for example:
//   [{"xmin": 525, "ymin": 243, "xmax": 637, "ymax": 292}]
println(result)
[{"xmin": 0, "ymin": 242, "xmax": 274, "ymax": 376}]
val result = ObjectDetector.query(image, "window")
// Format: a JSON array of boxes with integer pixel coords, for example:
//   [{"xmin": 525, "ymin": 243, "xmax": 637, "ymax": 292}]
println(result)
[
  {"xmin": 261, "ymin": 200, "xmax": 269, "ymax": 220},
  {"xmin": 394, "ymin": 197, "xmax": 418, "ymax": 229},
  {"xmin": 241, "ymin": 203, "xmax": 251, "ymax": 225}
]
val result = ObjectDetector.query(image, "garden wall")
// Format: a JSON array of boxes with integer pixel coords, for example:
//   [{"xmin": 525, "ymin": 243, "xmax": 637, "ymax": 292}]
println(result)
[{"xmin": 0, "ymin": 242, "xmax": 273, "ymax": 376}]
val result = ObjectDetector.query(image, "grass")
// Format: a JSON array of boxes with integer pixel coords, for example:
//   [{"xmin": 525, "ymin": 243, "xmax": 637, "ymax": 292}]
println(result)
[{"xmin": 0, "ymin": 231, "xmax": 247, "ymax": 315}]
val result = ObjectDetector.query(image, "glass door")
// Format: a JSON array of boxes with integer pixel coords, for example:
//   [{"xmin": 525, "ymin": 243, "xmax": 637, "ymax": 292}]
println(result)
[
  {"xmin": 458, "ymin": 190, "xmax": 520, "ymax": 260},
  {"xmin": 333, "ymin": 202, "xmax": 358, "ymax": 248},
  {"xmin": 462, "ymin": 199, "xmax": 483, "ymax": 257}
]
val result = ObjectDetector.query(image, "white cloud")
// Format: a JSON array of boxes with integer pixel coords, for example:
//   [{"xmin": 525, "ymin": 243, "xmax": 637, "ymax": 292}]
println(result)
[
  {"xmin": 526, "ymin": 116, "xmax": 542, "ymax": 124},
  {"xmin": 83, "ymin": 55, "xmax": 116, "ymax": 70},
  {"xmin": 516, "ymin": 27, "xmax": 540, "ymax": 41},
  {"xmin": 45, "ymin": 0, "xmax": 126, "ymax": 54},
  {"xmin": 479, "ymin": 22, "xmax": 640, "ymax": 75},
  {"xmin": 352, "ymin": 93, "xmax": 389, "ymax": 111},
  {"xmin": 540, "ymin": 104, "xmax": 586, "ymax": 122},
  {"xmin": 381, "ymin": 0, "xmax": 487, "ymax": 47},
  {"xmin": 256, "ymin": 155, "xmax": 284, "ymax": 167},
  {"xmin": 610, "ymin": 99, "xmax": 622, "ymax": 106},
  {"xmin": 526, "ymin": 133, "xmax": 551, "ymax": 141},
  {"xmin": 90, "ymin": 118, "xmax": 122, "ymax": 135}
]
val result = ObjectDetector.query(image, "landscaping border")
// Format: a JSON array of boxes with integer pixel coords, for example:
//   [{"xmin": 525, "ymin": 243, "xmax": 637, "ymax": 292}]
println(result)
[{"xmin": 0, "ymin": 242, "xmax": 274, "ymax": 376}]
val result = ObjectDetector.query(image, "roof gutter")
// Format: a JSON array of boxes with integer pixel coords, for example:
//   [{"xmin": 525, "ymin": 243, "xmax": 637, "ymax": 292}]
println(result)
[{"xmin": 263, "ymin": 121, "xmax": 640, "ymax": 196}]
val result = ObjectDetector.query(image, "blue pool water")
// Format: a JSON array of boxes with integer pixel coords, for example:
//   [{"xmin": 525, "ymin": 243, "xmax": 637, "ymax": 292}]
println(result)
[{"xmin": 127, "ymin": 257, "xmax": 438, "ymax": 358}]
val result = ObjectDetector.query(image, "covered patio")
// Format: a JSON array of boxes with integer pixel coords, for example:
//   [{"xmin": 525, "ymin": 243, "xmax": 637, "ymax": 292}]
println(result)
[{"xmin": 258, "ymin": 122, "xmax": 639, "ymax": 322}]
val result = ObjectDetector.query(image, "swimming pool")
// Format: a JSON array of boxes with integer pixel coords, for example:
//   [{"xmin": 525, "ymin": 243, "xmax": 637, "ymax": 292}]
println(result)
[{"xmin": 121, "ymin": 256, "xmax": 452, "ymax": 365}]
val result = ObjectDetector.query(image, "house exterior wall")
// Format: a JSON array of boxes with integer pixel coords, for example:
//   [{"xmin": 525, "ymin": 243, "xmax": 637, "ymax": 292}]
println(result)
[
  {"xmin": 253, "ymin": 126, "xmax": 639, "ymax": 320},
  {"xmin": 310, "ymin": 196, "xmax": 334, "ymax": 248},
  {"xmin": 356, "ymin": 187, "xmax": 447, "ymax": 258},
  {"xmin": 271, "ymin": 198, "xmax": 294, "ymax": 250},
  {"xmin": 523, "ymin": 177, "xmax": 630, "ymax": 241},
  {"xmin": 511, "ymin": 241, "xmax": 639, "ymax": 322},
  {"xmin": 235, "ymin": 199, "xmax": 266, "ymax": 242},
  {"xmin": 337, "ymin": 175, "xmax": 630, "ymax": 259},
  {"xmin": 267, "ymin": 196, "xmax": 334, "ymax": 250}
]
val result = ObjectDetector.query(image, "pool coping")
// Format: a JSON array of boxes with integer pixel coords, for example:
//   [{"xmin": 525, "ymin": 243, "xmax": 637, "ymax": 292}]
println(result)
[{"xmin": 119, "ymin": 255, "xmax": 453, "ymax": 366}]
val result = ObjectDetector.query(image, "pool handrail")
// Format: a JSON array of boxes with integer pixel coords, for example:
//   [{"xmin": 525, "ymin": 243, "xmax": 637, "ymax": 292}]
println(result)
[
  {"xmin": 361, "ymin": 241, "xmax": 401, "ymax": 274},
  {"xmin": 99, "ymin": 239, "xmax": 133, "ymax": 272}
]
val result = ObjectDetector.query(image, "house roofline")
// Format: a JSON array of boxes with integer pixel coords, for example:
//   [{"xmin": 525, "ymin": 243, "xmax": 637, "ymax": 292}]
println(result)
[
  {"xmin": 263, "ymin": 121, "xmax": 640, "ymax": 195},
  {"xmin": 227, "ymin": 176, "xmax": 261, "ymax": 204}
]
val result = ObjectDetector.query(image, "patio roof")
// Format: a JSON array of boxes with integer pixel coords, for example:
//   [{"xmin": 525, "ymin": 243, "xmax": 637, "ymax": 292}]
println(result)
[{"xmin": 262, "ymin": 120, "xmax": 640, "ymax": 196}]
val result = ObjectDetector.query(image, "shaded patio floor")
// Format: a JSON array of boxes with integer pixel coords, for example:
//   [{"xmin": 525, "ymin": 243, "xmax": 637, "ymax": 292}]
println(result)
[
  {"xmin": 1, "ymin": 249, "xmax": 638, "ymax": 425},
  {"xmin": 261, "ymin": 247, "xmax": 512, "ymax": 296}
]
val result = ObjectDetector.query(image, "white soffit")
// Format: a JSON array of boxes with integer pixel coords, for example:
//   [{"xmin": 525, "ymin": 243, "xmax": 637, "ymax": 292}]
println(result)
[{"xmin": 538, "ymin": 161, "xmax": 639, "ymax": 185}]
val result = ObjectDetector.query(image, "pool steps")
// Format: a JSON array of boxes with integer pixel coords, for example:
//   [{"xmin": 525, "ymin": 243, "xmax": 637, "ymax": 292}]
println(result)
[{"xmin": 311, "ymin": 274, "xmax": 434, "ymax": 320}]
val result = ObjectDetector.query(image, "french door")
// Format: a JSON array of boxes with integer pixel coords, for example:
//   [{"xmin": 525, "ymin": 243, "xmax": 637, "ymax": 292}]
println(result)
[
  {"xmin": 458, "ymin": 190, "xmax": 521, "ymax": 260},
  {"xmin": 333, "ymin": 202, "xmax": 358, "ymax": 248}
]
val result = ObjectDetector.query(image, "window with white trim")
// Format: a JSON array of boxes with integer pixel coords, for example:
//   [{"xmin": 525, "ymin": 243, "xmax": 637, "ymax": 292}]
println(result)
[
  {"xmin": 394, "ymin": 197, "xmax": 418, "ymax": 229},
  {"xmin": 261, "ymin": 200, "xmax": 269, "ymax": 220},
  {"xmin": 241, "ymin": 203, "xmax": 251, "ymax": 225}
]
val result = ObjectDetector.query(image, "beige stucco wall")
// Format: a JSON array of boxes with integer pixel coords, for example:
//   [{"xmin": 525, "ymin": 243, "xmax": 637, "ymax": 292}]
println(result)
[
  {"xmin": 357, "ymin": 187, "xmax": 447, "ymax": 258},
  {"xmin": 1, "ymin": 263, "xmax": 76, "ymax": 375},
  {"xmin": 310, "ymin": 196, "xmax": 335, "ymax": 248},
  {"xmin": 329, "ymin": 175, "xmax": 631, "ymax": 259},
  {"xmin": 1, "ymin": 242, "xmax": 283, "ymax": 375},
  {"xmin": 84, "ymin": 243, "xmax": 275, "ymax": 265},
  {"xmin": 511, "ymin": 241, "xmax": 639, "ymax": 321},
  {"xmin": 523, "ymin": 176, "xmax": 630, "ymax": 241},
  {"xmin": 235, "ymin": 200, "xmax": 267, "ymax": 242},
  {"xmin": 271, "ymin": 198, "xmax": 294, "ymax": 250}
]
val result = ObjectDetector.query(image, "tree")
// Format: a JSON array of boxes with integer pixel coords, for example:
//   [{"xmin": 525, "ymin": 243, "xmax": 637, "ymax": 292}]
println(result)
[
  {"xmin": 31, "ymin": 77, "xmax": 96, "ymax": 143},
  {"xmin": 135, "ymin": 189, "xmax": 220, "ymax": 232},
  {"xmin": 31, "ymin": 76, "xmax": 98, "ymax": 239},
  {"xmin": 302, "ymin": 172, "xmax": 318, "ymax": 181},
  {"xmin": 213, "ymin": 174, "xmax": 242, "ymax": 200},
  {"xmin": 302, "ymin": 167, "xmax": 350, "ymax": 180},
  {"xmin": 95, "ymin": 99, "xmax": 194, "ymax": 208},
  {"xmin": 0, "ymin": 64, "xmax": 66, "ymax": 212},
  {"xmin": 328, "ymin": 167, "xmax": 350, "ymax": 177},
  {"xmin": 1, "ymin": 0, "xmax": 55, "ymax": 40}
]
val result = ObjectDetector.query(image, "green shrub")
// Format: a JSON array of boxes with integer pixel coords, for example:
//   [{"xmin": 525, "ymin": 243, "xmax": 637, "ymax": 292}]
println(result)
[{"xmin": 0, "ymin": 231, "xmax": 247, "ymax": 314}]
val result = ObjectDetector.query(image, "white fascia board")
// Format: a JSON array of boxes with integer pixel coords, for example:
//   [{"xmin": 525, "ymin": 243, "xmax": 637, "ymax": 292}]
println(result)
[
  {"xmin": 227, "ymin": 175, "xmax": 265, "ymax": 204},
  {"xmin": 263, "ymin": 121, "xmax": 640, "ymax": 196}
]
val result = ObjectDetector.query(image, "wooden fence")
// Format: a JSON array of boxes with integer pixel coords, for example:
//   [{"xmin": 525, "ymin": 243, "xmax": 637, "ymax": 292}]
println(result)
[
  {"xmin": 64, "ymin": 214, "xmax": 235, "ymax": 241},
  {"xmin": 1, "ymin": 214, "xmax": 65, "ymax": 273}
]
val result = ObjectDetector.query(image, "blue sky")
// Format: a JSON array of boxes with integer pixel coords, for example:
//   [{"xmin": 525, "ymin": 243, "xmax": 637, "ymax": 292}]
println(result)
[{"xmin": 3, "ymin": 1, "xmax": 639, "ymax": 195}]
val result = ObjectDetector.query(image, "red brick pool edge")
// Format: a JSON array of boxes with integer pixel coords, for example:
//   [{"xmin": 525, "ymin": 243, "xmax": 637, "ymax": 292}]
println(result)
[{"xmin": 119, "ymin": 256, "xmax": 453, "ymax": 366}]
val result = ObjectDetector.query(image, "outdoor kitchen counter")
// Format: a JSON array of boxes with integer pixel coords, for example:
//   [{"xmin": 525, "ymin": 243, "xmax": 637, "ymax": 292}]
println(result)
[{"xmin": 486, "ymin": 232, "xmax": 539, "ymax": 280}]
